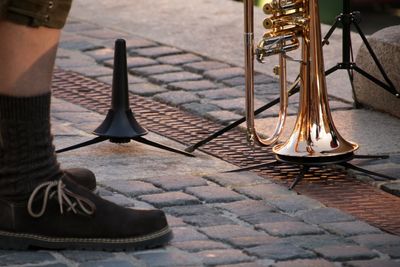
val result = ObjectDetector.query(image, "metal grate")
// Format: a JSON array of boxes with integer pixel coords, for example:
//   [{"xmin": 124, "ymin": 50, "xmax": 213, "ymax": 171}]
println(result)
[{"xmin": 52, "ymin": 69, "xmax": 400, "ymax": 235}]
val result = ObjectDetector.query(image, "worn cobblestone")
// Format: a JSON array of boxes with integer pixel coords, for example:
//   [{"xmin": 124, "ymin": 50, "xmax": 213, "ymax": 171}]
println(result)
[
  {"xmin": 226, "ymin": 235, "xmax": 278, "ymax": 248},
  {"xmin": 376, "ymin": 246, "xmax": 400, "ymax": 259},
  {"xmin": 320, "ymin": 221, "xmax": 382, "ymax": 237},
  {"xmin": 129, "ymin": 83, "xmax": 168, "ymax": 96},
  {"xmin": 256, "ymin": 221, "xmax": 324, "ymax": 237},
  {"xmin": 100, "ymin": 179, "xmax": 163, "ymax": 197},
  {"xmin": 164, "ymin": 204, "xmax": 220, "ymax": 217},
  {"xmin": 282, "ymin": 234, "xmax": 354, "ymax": 250},
  {"xmin": 184, "ymin": 61, "xmax": 231, "ymax": 73},
  {"xmin": 216, "ymin": 199, "xmax": 275, "ymax": 216},
  {"xmin": 245, "ymin": 242, "xmax": 316, "ymax": 261},
  {"xmin": 133, "ymin": 46, "xmax": 182, "ymax": 58},
  {"xmin": 63, "ymin": 22, "xmax": 101, "ymax": 32},
  {"xmin": 172, "ymin": 227, "xmax": 210, "ymax": 242},
  {"xmin": 349, "ymin": 233, "xmax": 400, "ymax": 249},
  {"xmin": 200, "ymin": 225, "xmax": 262, "ymax": 241},
  {"xmin": 313, "ymin": 245, "xmax": 378, "ymax": 261},
  {"xmin": 298, "ymin": 208, "xmax": 356, "ymax": 225},
  {"xmin": 185, "ymin": 185, "xmax": 246, "ymax": 203},
  {"xmin": 272, "ymin": 259, "xmax": 336, "ymax": 267},
  {"xmin": 95, "ymin": 74, "xmax": 146, "ymax": 85},
  {"xmin": 139, "ymin": 192, "xmax": 200, "ymax": 208},
  {"xmin": 104, "ymin": 56, "xmax": 158, "ymax": 68},
  {"xmin": 157, "ymin": 53, "xmax": 203, "ymax": 65},
  {"xmin": 59, "ymin": 38, "xmax": 103, "ymax": 51},
  {"xmin": 0, "ymin": 251, "xmax": 56, "ymax": 266},
  {"xmin": 204, "ymin": 67, "xmax": 244, "ymax": 81},
  {"xmin": 168, "ymin": 80, "xmax": 218, "ymax": 91},
  {"xmin": 139, "ymin": 175, "xmax": 208, "ymax": 191},
  {"xmin": 216, "ymin": 262, "xmax": 266, "ymax": 267},
  {"xmin": 181, "ymin": 102, "xmax": 221, "ymax": 117},
  {"xmin": 233, "ymin": 183, "xmax": 297, "ymax": 200},
  {"xmin": 130, "ymin": 64, "xmax": 182, "ymax": 76},
  {"xmin": 195, "ymin": 249, "xmax": 254, "ymax": 266},
  {"xmin": 134, "ymin": 249, "xmax": 202, "ymax": 267},
  {"xmin": 123, "ymin": 37, "xmax": 159, "ymax": 49},
  {"xmin": 240, "ymin": 211, "xmax": 300, "ymax": 225},
  {"xmin": 81, "ymin": 29, "xmax": 127, "ymax": 40},
  {"xmin": 150, "ymin": 72, "xmax": 203, "ymax": 84},
  {"xmin": 173, "ymin": 240, "xmax": 229, "ymax": 252},
  {"xmin": 344, "ymin": 259, "xmax": 400, "ymax": 267},
  {"xmin": 205, "ymin": 110, "xmax": 243, "ymax": 124},
  {"xmin": 181, "ymin": 213, "xmax": 237, "ymax": 227},
  {"xmin": 204, "ymin": 172, "xmax": 270, "ymax": 187},
  {"xmin": 101, "ymin": 193, "xmax": 136, "ymax": 207},
  {"xmin": 69, "ymin": 65, "xmax": 113, "ymax": 77},
  {"xmin": 85, "ymin": 48, "xmax": 115, "ymax": 62},
  {"xmin": 197, "ymin": 87, "xmax": 244, "ymax": 100},
  {"xmin": 78, "ymin": 260, "xmax": 137, "ymax": 267},
  {"xmin": 267, "ymin": 195, "xmax": 324, "ymax": 213},
  {"xmin": 154, "ymin": 91, "xmax": 200, "ymax": 106}
]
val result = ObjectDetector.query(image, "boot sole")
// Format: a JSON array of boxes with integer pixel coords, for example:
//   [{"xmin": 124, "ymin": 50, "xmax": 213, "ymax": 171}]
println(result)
[{"xmin": 0, "ymin": 227, "xmax": 172, "ymax": 251}]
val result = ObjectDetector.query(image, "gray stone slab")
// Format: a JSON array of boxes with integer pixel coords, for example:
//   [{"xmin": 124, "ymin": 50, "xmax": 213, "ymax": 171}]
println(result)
[
  {"xmin": 0, "ymin": 252, "xmax": 55, "ymax": 266},
  {"xmin": 256, "ymin": 221, "xmax": 325, "ymax": 237},
  {"xmin": 173, "ymin": 240, "xmax": 229, "ymax": 252},
  {"xmin": 313, "ymin": 245, "xmax": 378, "ymax": 261},
  {"xmin": 104, "ymin": 56, "xmax": 158, "ymax": 68},
  {"xmin": 203, "ymin": 172, "xmax": 270, "ymax": 187},
  {"xmin": 133, "ymin": 46, "xmax": 182, "ymax": 58},
  {"xmin": 129, "ymin": 83, "xmax": 167, "ymax": 96},
  {"xmin": 157, "ymin": 54, "xmax": 203, "ymax": 65},
  {"xmin": 139, "ymin": 192, "xmax": 201, "ymax": 208},
  {"xmin": 100, "ymin": 179, "xmax": 163, "ymax": 197},
  {"xmin": 245, "ymin": 242, "xmax": 316, "ymax": 261},
  {"xmin": 195, "ymin": 249, "xmax": 254, "ymax": 266},
  {"xmin": 101, "ymin": 193, "xmax": 136, "ymax": 207},
  {"xmin": 181, "ymin": 102, "xmax": 221, "ymax": 117},
  {"xmin": 319, "ymin": 221, "xmax": 382, "ymax": 237},
  {"xmin": 197, "ymin": 87, "xmax": 244, "ymax": 100},
  {"xmin": 225, "ymin": 235, "xmax": 278, "ymax": 248},
  {"xmin": 216, "ymin": 263, "xmax": 266, "ymax": 267},
  {"xmin": 376, "ymin": 246, "xmax": 400, "ymax": 259},
  {"xmin": 204, "ymin": 67, "xmax": 244, "ymax": 81},
  {"xmin": 139, "ymin": 175, "xmax": 208, "ymax": 191},
  {"xmin": 154, "ymin": 91, "xmax": 200, "ymax": 106},
  {"xmin": 85, "ymin": 48, "xmax": 115, "ymax": 62},
  {"xmin": 240, "ymin": 211, "xmax": 300, "ymax": 225},
  {"xmin": 130, "ymin": 64, "xmax": 182, "ymax": 76},
  {"xmin": 216, "ymin": 200, "xmax": 275, "ymax": 216},
  {"xmin": 282, "ymin": 234, "xmax": 354, "ymax": 250},
  {"xmin": 298, "ymin": 208, "xmax": 356, "ymax": 225},
  {"xmin": 168, "ymin": 80, "xmax": 218, "ymax": 91},
  {"xmin": 200, "ymin": 225, "xmax": 262, "ymax": 241},
  {"xmin": 164, "ymin": 204, "xmax": 220, "ymax": 217},
  {"xmin": 345, "ymin": 259, "xmax": 400, "ymax": 267},
  {"xmin": 185, "ymin": 185, "xmax": 246, "ymax": 203},
  {"xmin": 134, "ymin": 249, "xmax": 203, "ymax": 267},
  {"xmin": 69, "ymin": 65, "xmax": 113, "ymax": 77},
  {"xmin": 273, "ymin": 259, "xmax": 336, "ymax": 267},
  {"xmin": 205, "ymin": 110, "xmax": 243, "ymax": 124},
  {"xmin": 150, "ymin": 72, "xmax": 203, "ymax": 84},
  {"xmin": 181, "ymin": 213, "xmax": 236, "ymax": 227},
  {"xmin": 349, "ymin": 234, "xmax": 400, "ymax": 249},
  {"xmin": 233, "ymin": 183, "xmax": 297, "ymax": 200},
  {"xmin": 266, "ymin": 195, "xmax": 324, "ymax": 213},
  {"xmin": 79, "ymin": 260, "xmax": 136, "ymax": 267},
  {"xmin": 184, "ymin": 61, "xmax": 231, "ymax": 73},
  {"xmin": 171, "ymin": 227, "xmax": 210, "ymax": 242}
]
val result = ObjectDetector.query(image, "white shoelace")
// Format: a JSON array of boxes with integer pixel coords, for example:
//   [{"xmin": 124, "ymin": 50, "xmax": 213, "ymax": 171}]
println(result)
[{"xmin": 27, "ymin": 180, "xmax": 96, "ymax": 218}]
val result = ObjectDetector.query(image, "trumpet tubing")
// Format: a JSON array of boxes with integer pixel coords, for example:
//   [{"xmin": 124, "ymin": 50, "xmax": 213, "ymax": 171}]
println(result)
[{"xmin": 244, "ymin": 0, "xmax": 358, "ymax": 162}]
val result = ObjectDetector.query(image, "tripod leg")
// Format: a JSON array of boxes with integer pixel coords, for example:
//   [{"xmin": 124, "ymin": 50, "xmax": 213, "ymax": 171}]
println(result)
[
  {"xmin": 352, "ymin": 22, "xmax": 399, "ymax": 97},
  {"xmin": 352, "ymin": 65, "xmax": 398, "ymax": 97},
  {"xmin": 322, "ymin": 18, "xmax": 340, "ymax": 46},
  {"xmin": 340, "ymin": 162, "xmax": 397, "ymax": 181},
  {"xmin": 289, "ymin": 166, "xmax": 309, "ymax": 190},
  {"xmin": 134, "ymin": 136, "xmax": 195, "ymax": 157},
  {"xmin": 224, "ymin": 160, "xmax": 279, "ymax": 173},
  {"xmin": 185, "ymin": 78, "xmax": 301, "ymax": 153},
  {"xmin": 325, "ymin": 64, "xmax": 341, "ymax": 77},
  {"xmin": 56, "ymin": 136, "xmax": 108, "ymax": 153}
]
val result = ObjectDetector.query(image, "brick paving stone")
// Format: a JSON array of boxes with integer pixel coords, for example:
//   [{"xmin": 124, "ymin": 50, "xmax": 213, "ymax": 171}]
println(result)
[
  {"xmin": 216, "ymin": 262, "xmax": 267, "ymax": 267},
  {"xmin": 100, "ymin": 180, "xmax": 163, "ymax": 197},
  {"xmin": 195, "ymin": 249, "xmax": 254, "ymax": 266},
  {"xmin": 171, "ymin": 227, "xmax": 210, "ymax": 242},
  {"xmin": 349, "ymin": 234, "xmax": 400, "ymax": 249},
  {"xmin": 184, "ymin": 61, "xmax": 231, "ymax": 73},
  {"xmin": 133, "ymin": 46, "xmax": 182, "ymax": 58},
  {"xmin": 226, "ymin": 235, "xmax": 278, "ymax": 248},
  {"xmin": 129, "ymin": 82, "xmax": 167, "ymax": 96},
  {"xmin": 240, "ymin": 211, "xmax": 300, "ymax": 225},
  {"xmin": 245, "ymin": 242, "xmax": 316, "ymax": 261},
  {"xmin": 0, "ymin": 251, "xmax": 55, "ymax": 265},
  {"xmin": 319, "ymin": 221, "xmax": 382, "ymax": 237},
  {"xmin": 313, "ymin": 245, "xmax": 378, "ymax": 261},
  {"xmin": 256, "ymin": 221, "xmax": 324, "ymax": 237},
  {"xmin": 130, "ymin": 64, "xmax": 182, "ymax": 76},
  {"xmin": 79, "ymin": 260, "xmax": 136, "ymax": 267},
  {"xmin": 101, "ymin": 193, "xmax": 136, "ymax": 207},
  {"xmin": 181, "ymin": 213, "xmax": 237, "ymax": 227},
  {"xmin": 85, "ymin": 48, "xmax": 115, "ymax": 62},
  {"xmin": 205, "ymin": 110, "xmax": 243, "ymax": 124},
  {"xmin": 139, "ymin": 175, "xmax": 208, "ymax": 191},
  {"xmin": 204, "ymin": 67, "xmax": 244, "ymax": 81},
  {"xmin": 376, "ymin": 246, "xmax": 400, "ymax": 259},
  {"xmin": 168, "ymin": 80, "xmax": 218, "ymax": 91},
  {"xmin": 81, "ymin": 29, "xmax": 127, "ymax": 40},
  {"xmin": 282, "ymin": 234, "xmax": 353, "ymax": 250},
  {"xmin": 185, "ymin": 185, "xmax": 246, "ymax": 203},
  {"xmin": 71, "ymin": 65, "xmax": 113, "ymax": 77},
  {"xmin": 121, "ymin": 37, "xmax": 158, "ymax": 50},
  {"xmin": 164, "ymin": 204, "xmax": 221, "ymax": 217},
  {"xmin": 139, "ymin": 192, "xmax": 200, "ymax": 208},
  {"xmin": 104, "ymin": 56, "xmax": 158, "ymax": 68},
  {"xmin": 197, "ymin": 87, "xmax": 244, "ymax": 100},
  {"xmin": 150, "ymin": 72, "xmax": 203, "ymax": 84},
  {"xmin": 61, "ymin": 251, "xmax": 114, "ymax": 262},
  {"xmin": 157, "ymin": 53, "xmax": 203, "ymax": 65},
  {"xmin": 273, "ymin": 259, "xmax": 336, "ymax": 267},
  {"xmin": 181, "ymin": 102, "xmax": 221, "ymax": 117},
  {"xmin": 200, "ymin": 225, "xmax": 262, "ymax": 241},
  {"xmin": 266, "ymin": 195, "xmax": 324, "ymax": 213},
  {"xmin": 173, "ymin": 240, "xmax": 229, "ymax": 252},
  {"xmin": 154, "ymin": 91, "xmax": 200, "ymax": 106},
  {"xmin": 233, "ymin": 183, "xmax": 297, "ymax": 200},
  {"xmin": 216, "ymin": 199, "xmax": 275, "ymax": 216},
  {"xmin": 166, "ymin": 215, "xmax": 187, "ymax": 227},
  {"xmin": 298, "ymin": 208, "xmax": 356, "ymax": 225},
  {"xmin": 204, "ymin": 172, "xmax": 270, "ymax": 187},
  {"xmin": 134, "ymin": 249, "xmax": 202, "ymax": 267},
  {"xmin": 345, "ymin": 259, "xmax": 400, "ymax": 267}
]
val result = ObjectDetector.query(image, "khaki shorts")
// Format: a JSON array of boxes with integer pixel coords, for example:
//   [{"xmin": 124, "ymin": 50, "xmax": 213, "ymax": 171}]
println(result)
[{"xmin": 0, "ymin": 0, "xmax": 72, "ymax": 29}]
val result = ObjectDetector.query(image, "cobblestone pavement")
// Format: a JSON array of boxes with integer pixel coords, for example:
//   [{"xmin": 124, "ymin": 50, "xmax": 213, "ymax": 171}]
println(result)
[{"xmin": 1, "ymin": 19, "xmax": 399, "ymax": 267}]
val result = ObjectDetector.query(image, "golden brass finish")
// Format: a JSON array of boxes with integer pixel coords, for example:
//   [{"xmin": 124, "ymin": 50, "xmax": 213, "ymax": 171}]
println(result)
[{"xmin": 244, "ymin": 0, "xmax": 358, "ymax": 161}]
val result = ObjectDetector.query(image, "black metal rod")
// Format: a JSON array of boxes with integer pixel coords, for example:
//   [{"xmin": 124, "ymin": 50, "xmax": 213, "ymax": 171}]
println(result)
[
  {"xmin": 353, "ymin": 154, "xmax": 389, "ymax": 160},
  {"xmin": 135, "ymin": 136, "xmax": 195, "ymax": 157},
  {"xmin": 56, "ymin": 136, "xmax": 108, "ymax": 153},
  {"xmin": 340, "ymin": 162, "xmax": 397, "ymax": 181},
  {"xmin": 289, "ymin": 166, "xmax": 309, "ymax": 190},
  {"xmin": 353, "ymin": 65, "xmax": 398, "ymax": 96}
]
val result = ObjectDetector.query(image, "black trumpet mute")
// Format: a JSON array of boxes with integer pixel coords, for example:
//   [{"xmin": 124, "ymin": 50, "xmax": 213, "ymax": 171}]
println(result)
[{"xmin": 93, "ymin": 39, "xmax": 147, "ymax": 143}]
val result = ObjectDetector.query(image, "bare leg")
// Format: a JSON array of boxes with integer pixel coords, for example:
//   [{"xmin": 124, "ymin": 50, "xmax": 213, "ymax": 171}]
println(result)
[{"xmin": 0, "ymin": 20, "xmax": 60, "ymax": 96}]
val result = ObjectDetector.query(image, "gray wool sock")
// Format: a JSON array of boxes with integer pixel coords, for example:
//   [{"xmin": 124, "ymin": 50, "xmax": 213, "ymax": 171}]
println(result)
[{"xmin": 0, "ymin": 93, "xmax": 62, "ymax": 201}]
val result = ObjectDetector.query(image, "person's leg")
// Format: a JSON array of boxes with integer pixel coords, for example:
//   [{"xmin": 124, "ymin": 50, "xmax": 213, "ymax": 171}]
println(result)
[{"xmin": 0, "ymin": 1, "xmax": 172, "ymax": 250}]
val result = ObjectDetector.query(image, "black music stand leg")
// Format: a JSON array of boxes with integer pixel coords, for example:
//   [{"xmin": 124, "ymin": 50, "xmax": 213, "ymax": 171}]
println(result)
[
  {"xmin": 289, "ymin": 165, "xmax": 309, "ymax": 190},
  {"xmin": 340, "ymin": 162, "xmax": 397, "ymax": 181},
  {"xmin": 134, "ymin": 136, "xmax": 195, "ymax": 157},
  {"xmin": 224, "ymin": 160, "xmax": 279, "ymax": 173},
  {"xmin": 56, "ymin": 136, "xmax": 108, "ymax": 153}
]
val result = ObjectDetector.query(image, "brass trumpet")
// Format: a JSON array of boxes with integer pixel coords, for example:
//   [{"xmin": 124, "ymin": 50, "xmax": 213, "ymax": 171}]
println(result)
[{"xmin": 244, "ymin": 0, "xmax": 358, "ymax": 163}]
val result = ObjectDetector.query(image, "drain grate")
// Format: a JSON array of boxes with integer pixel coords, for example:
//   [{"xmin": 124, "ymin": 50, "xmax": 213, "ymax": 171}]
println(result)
[{"xmin": 52, "ymin": 69, "xmax": 400, "ymax": 235}]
